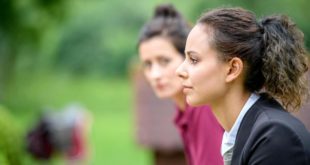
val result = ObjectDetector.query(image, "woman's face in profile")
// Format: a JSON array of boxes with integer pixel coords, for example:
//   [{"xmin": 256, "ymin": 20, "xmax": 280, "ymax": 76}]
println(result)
[
  {"xmin": 177, "ymin": 24, "xmax": 228, "ymax": 106},
  {"xmin": 139, "ymin": 36, "xmax": 184, "ymax": 99}
]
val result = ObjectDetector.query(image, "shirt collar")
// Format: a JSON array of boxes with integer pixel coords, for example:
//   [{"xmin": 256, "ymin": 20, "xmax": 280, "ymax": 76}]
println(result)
[{"xmin": 221, "ymin": 93, "xmax": 260, "ymax": 155}]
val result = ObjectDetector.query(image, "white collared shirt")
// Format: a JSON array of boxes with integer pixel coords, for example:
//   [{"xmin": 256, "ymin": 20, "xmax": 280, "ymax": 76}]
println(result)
[{"xmin": 221, "ymin": 93, "xmax": 260, "ymax": 156}]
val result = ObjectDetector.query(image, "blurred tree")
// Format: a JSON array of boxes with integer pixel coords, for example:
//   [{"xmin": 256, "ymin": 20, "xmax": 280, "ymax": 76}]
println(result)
[
  {"xmin": 0, "ymin": 0, "xmax": 67, "ymax": 97},
  {"xmin": 54, "ymin": 0, "xmax": 146, "ymax": 77}
]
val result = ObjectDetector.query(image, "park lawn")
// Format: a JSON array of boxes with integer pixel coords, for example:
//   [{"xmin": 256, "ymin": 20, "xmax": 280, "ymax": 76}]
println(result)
[{"xmin": 2, "ymin": 72, "xmax": 152, "ymax": 165}]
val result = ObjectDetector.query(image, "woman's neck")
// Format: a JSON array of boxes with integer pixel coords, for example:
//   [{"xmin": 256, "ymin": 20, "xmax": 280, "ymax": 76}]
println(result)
[
  {"xmin": 172, "ymin": 92, "xmax": 186, "ymax": 111},
  {"xmin": 211, "ymin": 89, "xmax": 251, "ymax": 132}
]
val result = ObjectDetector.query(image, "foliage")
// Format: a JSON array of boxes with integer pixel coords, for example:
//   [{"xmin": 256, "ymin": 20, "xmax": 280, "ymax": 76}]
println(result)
[
  {"xmin": 53, "ymin": 0, "xmax": 147, "ymax": 76},
  {"xmin": 0, "ymin": 105, "xmax": 23, "ymax": 165},
  {"xmin": 0, "ymin": 0, "xmax": 67, "ymax": 93}
]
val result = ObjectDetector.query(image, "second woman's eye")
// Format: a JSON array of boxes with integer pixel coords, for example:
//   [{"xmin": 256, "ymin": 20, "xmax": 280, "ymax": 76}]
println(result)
[
  {"xmin": 158, "ymin": 57, "xmax": 171, "ymax": 66},
  {"xmin": 142, "ymin": 61, "xmax": 152, "ymax": 70}
]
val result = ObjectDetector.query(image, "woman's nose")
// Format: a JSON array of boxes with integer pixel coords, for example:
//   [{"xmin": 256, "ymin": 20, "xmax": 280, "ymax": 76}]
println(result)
[{"xmin": 176, "ymin": 62, "xmax": 188, "ymax": 79}]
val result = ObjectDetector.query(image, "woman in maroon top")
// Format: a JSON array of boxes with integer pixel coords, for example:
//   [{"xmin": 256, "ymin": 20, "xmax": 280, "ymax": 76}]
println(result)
[{"xmin": 138, "ymin": 4, "xmax": 224, "ymax": 165}]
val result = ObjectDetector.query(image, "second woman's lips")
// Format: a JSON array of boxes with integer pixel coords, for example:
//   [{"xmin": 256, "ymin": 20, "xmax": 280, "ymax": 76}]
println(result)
[
  {"xmin": 182, "ymin": 85, "xmax": 193, "ymax": 93},
  {"xmin": 182, "ymin": 84, "xmax": 193, "ymax": 89},
  {"xmin": 156, "ymin": 83, "xmax": 165, "ymax": 90}
]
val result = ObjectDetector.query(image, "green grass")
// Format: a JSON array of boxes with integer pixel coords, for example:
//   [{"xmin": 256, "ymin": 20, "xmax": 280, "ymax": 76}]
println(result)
[{"xmin": 2, "ymin": 72, "xmax": 151, "ymax": 165}]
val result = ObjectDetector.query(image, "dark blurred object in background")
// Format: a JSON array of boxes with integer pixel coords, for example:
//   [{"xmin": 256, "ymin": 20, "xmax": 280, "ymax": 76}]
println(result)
[
  {"xmin": 26, "ymin": 104, "xmax": 92, "ymax": 164},
  {"xmin": 131, "ymin": 65, "xmax": 186, "ymax": 165},
  {"xmin": 26, "ymin": 117, "xmax": 53, "ymax": 159}
]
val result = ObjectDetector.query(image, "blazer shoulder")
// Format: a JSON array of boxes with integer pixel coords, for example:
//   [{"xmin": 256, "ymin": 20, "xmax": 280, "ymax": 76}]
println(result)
[
  {"xmin": 233, "ymin": 94, "xmax": 310, "ymax": 164},
  {"xmin": 242, "ymin": 119, "xmax": 310, "ymax": 164},
  {"xmin": 250, "ymin": 111, "xmax": 310, "ymax": 159}
]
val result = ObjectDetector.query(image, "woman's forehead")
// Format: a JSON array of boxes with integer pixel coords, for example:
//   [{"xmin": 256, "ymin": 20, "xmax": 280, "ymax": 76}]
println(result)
[{"xmin": 186, "ymin": 25, "xmax": 210, "ymax": 50}]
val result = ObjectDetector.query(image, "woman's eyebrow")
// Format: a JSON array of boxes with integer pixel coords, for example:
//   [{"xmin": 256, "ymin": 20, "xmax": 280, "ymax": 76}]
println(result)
[{"xmin": 185, "ymin": 50, "xmax": 198, "ymax": 56}]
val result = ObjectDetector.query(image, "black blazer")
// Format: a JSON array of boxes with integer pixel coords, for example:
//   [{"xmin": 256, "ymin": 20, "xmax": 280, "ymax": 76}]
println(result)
[{"xmin": 231, "ymin": 93, "xmax": 310, "ymax": 165}]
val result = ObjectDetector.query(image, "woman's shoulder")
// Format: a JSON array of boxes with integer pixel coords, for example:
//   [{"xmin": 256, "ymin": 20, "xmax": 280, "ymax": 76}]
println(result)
[
  {"xmin": 249, "ymin": 107, "xmax": 310, "ymax": 149},
  {"xmin": 238, "ymin": 114, "xmax": 310, "ymax": 164}
]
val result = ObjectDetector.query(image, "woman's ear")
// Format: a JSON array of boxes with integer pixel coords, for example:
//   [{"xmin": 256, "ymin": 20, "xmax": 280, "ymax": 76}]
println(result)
[{"xmin": 225, "ymin": 57, "xmax": 244, "ymax": 83}]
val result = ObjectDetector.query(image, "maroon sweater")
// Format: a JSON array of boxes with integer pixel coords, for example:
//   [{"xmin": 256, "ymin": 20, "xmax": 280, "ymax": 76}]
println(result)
[{"xmin": 175, "ymin": 105, "xmax": 224, "ymax": 165}]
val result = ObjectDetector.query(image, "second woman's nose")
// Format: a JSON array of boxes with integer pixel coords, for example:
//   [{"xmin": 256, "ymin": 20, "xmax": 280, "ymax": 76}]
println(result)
[{"xmin": 149, "ymin": 64, "xmax": 163, "ymax": 80}]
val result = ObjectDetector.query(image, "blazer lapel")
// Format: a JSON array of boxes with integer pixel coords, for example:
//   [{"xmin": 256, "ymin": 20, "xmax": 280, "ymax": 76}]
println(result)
[{"xmin": 231, "ymin": 94, "xmax": 268, "ymax": 164}]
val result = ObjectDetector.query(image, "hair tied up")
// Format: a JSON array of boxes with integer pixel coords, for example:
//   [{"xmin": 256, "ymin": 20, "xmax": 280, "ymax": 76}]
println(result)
[
  {"xmin": 259, "ymin": 15, "xmax": 309, "ymax": 111},
  {"xmin": 154, "ymin": 4, "xmax": 180, "ymax": 18},
  {"xmin": 257, "ymin": 21, "xmax": 265, "ymax": 34}
]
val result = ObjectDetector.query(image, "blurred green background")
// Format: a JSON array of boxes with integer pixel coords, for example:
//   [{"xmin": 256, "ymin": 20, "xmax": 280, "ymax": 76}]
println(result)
[{"xmin": 0, "ymin": 0, "xmax": 309, "ymax": 164}]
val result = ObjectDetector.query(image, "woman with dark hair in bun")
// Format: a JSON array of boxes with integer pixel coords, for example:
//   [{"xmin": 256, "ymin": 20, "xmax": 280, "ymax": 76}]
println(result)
[
  {"xmin": 138, "ymin": 4, "xmax": 224, "ymax": 165},
  {"xmin": 177, "ymin": 7, "xmax": 310, "ymax": 165}
]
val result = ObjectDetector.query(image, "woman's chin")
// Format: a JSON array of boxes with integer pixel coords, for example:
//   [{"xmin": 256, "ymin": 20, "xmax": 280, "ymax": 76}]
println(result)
[{"xmin": 186, "ymin": 97, "xmax": 204, "ymax": 107}]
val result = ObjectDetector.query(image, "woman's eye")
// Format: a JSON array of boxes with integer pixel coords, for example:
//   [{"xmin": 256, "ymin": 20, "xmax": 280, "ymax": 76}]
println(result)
[{"xmin": 189, "ymin": 57, "xmax": 198, "ymax": 64}]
